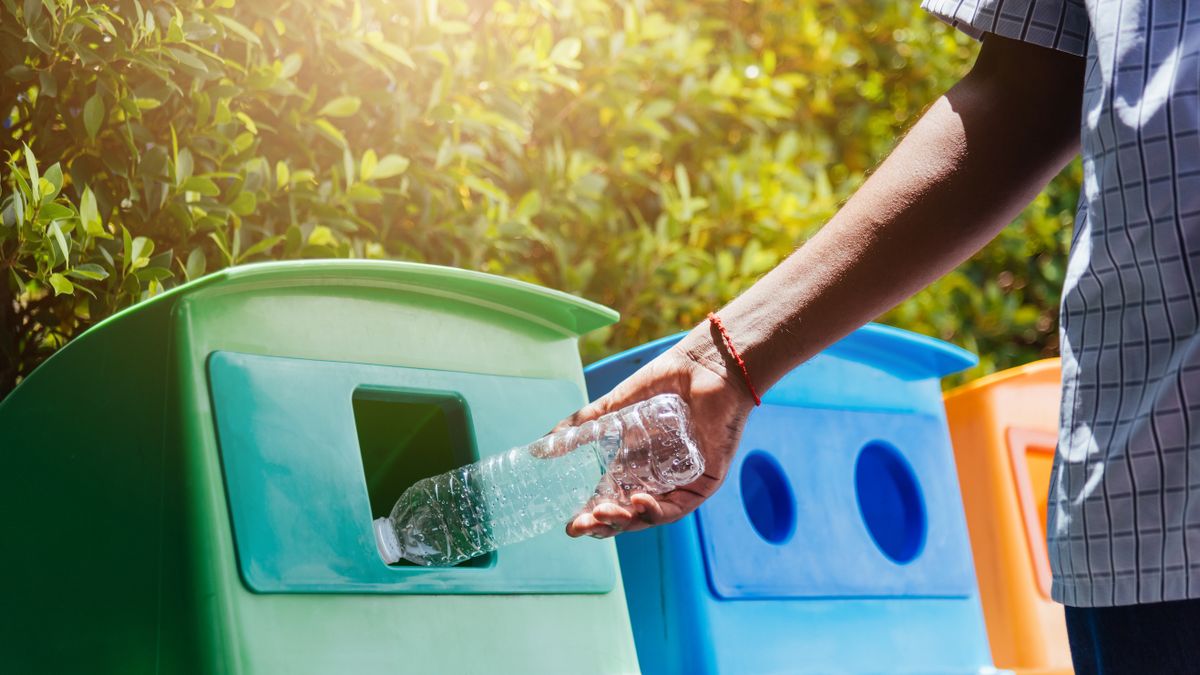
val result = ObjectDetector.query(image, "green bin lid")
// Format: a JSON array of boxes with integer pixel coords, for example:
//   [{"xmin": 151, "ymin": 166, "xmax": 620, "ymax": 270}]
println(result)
[{"xmin": 94, "ymin": 259, "xmax": 618, "ymax": 339}]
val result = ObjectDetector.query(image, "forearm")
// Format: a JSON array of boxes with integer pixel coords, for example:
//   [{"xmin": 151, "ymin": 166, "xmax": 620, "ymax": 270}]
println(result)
[{"xmin": 683, "ymin": 36, "xmax": 1084, "ymax": 394}]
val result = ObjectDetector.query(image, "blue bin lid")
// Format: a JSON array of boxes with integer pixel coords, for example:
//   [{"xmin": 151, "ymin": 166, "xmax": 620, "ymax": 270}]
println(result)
[{"xmin": 585, "ymin": 323, "xmax": 977, "ymax": 411}]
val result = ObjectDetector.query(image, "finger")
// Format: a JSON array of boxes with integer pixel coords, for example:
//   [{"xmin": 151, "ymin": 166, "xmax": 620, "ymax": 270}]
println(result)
[
  {"xmin": 549, "ymin": 396, "xmax": 613, "ymax": 435},
  {"xmin": 536, "ymin": 403, "xmax": 613, "ymax": 459},
  {"xmin": 592, "ymin": 502, "xmax": 636, "ymax": 530},
  {"xmin": 550, "ymin": 356, "xmax": 686, "ymax": 435},
  {"xmin": 585, "ymin": 525, "xmax": 620, "ymax": 539},
  {"xmin": 629, "ymin": 493, "xmax": 665, "ymax": 524},
  {"xmin": 568, "ymin": 491, "xmax": 688, "ymax": 537},
  {"xmin": 549, "ymin": 404, "xmax": 595, "ymax": 435},
  {"xmin": 593, "ymin": 501, "xmax": 633, "ymax": 520},
  {"xmin": 589, "ymin": 494, "xmax": 665, "ymax": 535},
  {"xmin": 567, "ymin": 511, "xmax": 612, "ymax": 538},
  {"xmin": 567, "ymin": 512, "xmax": 622, "ymax": 539}
]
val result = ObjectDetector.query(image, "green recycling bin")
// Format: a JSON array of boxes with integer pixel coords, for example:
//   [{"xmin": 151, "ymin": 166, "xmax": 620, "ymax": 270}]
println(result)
[{"xmin": 0, "ymin": 260, "xmax": 639, "ymax": 674}]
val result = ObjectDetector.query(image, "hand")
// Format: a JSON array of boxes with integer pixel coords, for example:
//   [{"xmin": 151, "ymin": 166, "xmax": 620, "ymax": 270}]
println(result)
[{"xmin": 557, "ymin": 326, "xmax": 756, "ymax": 538}]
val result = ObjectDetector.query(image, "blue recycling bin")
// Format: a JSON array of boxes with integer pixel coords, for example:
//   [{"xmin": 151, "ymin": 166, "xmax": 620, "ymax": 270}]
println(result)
[{"xmin": 585, "ymin": 324, "xmax": 998, "ymax": 674}]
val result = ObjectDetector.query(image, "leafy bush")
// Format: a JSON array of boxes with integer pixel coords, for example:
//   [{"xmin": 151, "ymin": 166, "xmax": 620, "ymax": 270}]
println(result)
[{"xmin": 0, "ymin": 0, "xmax": 1077, "ymax": 398}]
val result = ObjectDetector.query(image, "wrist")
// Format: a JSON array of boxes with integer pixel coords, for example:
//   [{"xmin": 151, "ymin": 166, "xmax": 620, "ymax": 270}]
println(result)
[{"xmin": 674, "ymin": 317, "xmax": 762, "ymax": 406}]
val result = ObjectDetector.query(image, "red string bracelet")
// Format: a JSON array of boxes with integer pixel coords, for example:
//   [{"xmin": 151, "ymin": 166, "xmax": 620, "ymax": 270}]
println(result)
[{"xmin": 707, "ymin": 312, "xmax": 761, "ymax": 407}]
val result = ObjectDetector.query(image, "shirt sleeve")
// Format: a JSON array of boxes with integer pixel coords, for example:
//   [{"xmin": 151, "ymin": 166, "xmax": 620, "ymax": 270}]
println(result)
[{"xmin": 920, "ymin": 0, "xmax": 1090, "ymax": 57}]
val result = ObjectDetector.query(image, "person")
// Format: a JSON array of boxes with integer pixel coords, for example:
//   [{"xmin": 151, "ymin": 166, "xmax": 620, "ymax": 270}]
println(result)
[{"xmin": 558, "ymin": 1, "xmax": 1200, "ymax": 672}]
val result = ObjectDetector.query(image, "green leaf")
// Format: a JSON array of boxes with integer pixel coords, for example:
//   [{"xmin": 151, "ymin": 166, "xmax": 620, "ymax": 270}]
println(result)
[
  {"xmin": 275, "ymin": 161, "xmax": 290, "ymax": 189},
  {"xmin": 207, "ymin": 231, "xmax": 233, "ymax": 264},
  {"xmin": 235, "ymin": 111, "xmax": 258, "ymax": 135},
  {"xmin": 175, "ymin": 148, "xmax": 194, "ymax": 186},
  {"xmin": 22, "ymin": 143, "xmax": 39, "ymax": 203},
  {"xmin": 170, "ymin": 123, "xmax": 179, "ymax": 175},
  {"xmin": 229, "ymin": 191, "xmax": 257, "ymax": 216},
  {"xmin": 67, "ymin": 263, "xmax": 109, "ymax": 281},
  {"xmin": 48, "ymin": 272, "xmax": 74, "ymax": 295},
  {"xmin": 550, "ymin": 37, "xmax": 582, "ymax": 64},
  {"xmin": 168, "ymin": 48, "xmax": 209, "ymax": 74},
  {"xmin": 122, "ymin": 226, "xmax": 132, "ymax": 270},
  {"xmin": 26, "ymin": 24, "xmax": 52, "ymax": 56},
  {"xmin": 307, "ymin": 224, "xmax": 337, "ymax": 247},
  {"xmin": 346, "ymin": 182, "xmax": 383, "ymax": 203},
  {"xmin": 39, "ymin": 202, "xmax": 73, "ymax": 222},
  {"xmin": 1, "ymin": 192, "xmax": 24, "ymax": 227},
  {"xmin": 214, "ymin": 99, "xmax": 232, "ymax": 125},
  {"xmin": 289, "ymin": 169, "xmax": 315, "ymax": 185},
  {"xmin": 84, "ymin": 93, "xmax": 104, "ymax": 141},
  {"xmin": 38, "ymin": 70, "xmax": 57, "ymax": 97},
  {"xmin": 641, "ymin": 99, "xmax": 674, "ymax": 120},
  {"xmin": 128, "ymin": 236, "xmax": 153, "ymax": 270},
  {"xmin": 5, "ymin": 65, "xmax": 34, "ymax": 82},
  {"xmin": 364, "ymin": 35, "xmax": 415, "ymax": 69},
  {"xmin": 185, "ymin": 247, "xmax": 206, "ymax": 280},
  {"xmin": 214, "ymin": 14, "xmax": 262, "ymax": 46},
  {"xmin": 134, "ymin": 266, "xmax": 174, "ymax": 283},
  {"xmin": 515, "ymin": 190, "xmax": 542, "ymax": 220},
  {"xmin": 244, "ymin": 66, "xmax": 278, "ymax": 91},
  {"xmin": 143, "ymin": 278, "xmax": 165, "ymax": 299},
  {"xmin": 232, "ymin": 132, "xmax": 255, "ymax": 154},
  {"xmin": 80, "ymin": 187, "xmax": 103, "ymax": 235},
  {"xmin": 463, "ymin": 175, "xmax": 506, "ymax": 202},
  {"xmin": 360, "ymin": 149, "xmax": 378, "ymax": 181},
  {"xmin": 312, "ymin": 118, "xmax": 348, "ymax": 148},
  {"xmin": 342, "ymin": 146, "xmax": 355, "ymax": 190},
  {"xmin": 181, "ymin": 176, "xmax": 220, "ymax": 196},
  {"xmin": 237, "ymin": 234, "xmax": 285, "ymax": 262},
  {"xmin": 371, "ymin": 154, "xmax": 409, "ymax": 180},
  {"xmin": 150, "ymin": 250, "xmax": 174, "ymax": 273},
  {"xmin": 279, "ymin": 53, "xmax": 303, "ymax": 78},
  {"xmin": 675, "ymin": 164, "xmax": 691, "ymax": 202},
  {"xmin": 166, "ymin": 17, "xmax": 184, "ymax": 42},
  {"xmin": 284, "ymin": 224, "xmax": 302, "ymax": 255},
  {"xmin": 48, "ymin": 220, "xmax": 70, "ymax": 261},
  {"xmin": 318, "ymin": 96, "xmax": 361, "ymax": 118},
  {"xmin": 9, "ymin": 269, "xmax": 26, "ymax": 295},
  {"xmin": 43, "ymin": 162, "xmax": 63, "ymax": 200}
]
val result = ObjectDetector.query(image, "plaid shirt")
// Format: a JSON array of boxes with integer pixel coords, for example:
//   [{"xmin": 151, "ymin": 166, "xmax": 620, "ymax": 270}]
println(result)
[{"xmin": 923, "ymin": 0, "xmax": 1200, "ymax": 607}]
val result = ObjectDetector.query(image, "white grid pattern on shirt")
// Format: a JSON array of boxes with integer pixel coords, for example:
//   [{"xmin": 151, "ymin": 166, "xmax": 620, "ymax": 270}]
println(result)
[{"xmin": 921, "ymin": 0, "xmax": 1200, "ymax": 607}]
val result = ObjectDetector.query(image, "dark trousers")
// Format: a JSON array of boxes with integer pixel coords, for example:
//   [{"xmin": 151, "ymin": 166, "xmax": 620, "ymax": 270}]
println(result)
[{"xmin": 1066, "ymin": 599, "xmax": 1200, "ymax": 674}]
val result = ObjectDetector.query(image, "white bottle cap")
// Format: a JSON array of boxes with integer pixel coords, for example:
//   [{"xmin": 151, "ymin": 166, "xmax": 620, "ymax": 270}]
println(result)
[{"xmin": 373, "ymin": 517, "xmax": 402, "ymax": 564}]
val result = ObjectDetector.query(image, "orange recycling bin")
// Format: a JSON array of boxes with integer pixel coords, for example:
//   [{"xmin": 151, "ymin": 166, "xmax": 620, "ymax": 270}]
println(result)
[{"xmin": 944, "ymin": 358, "xmax": 1072, "ymax": 675}]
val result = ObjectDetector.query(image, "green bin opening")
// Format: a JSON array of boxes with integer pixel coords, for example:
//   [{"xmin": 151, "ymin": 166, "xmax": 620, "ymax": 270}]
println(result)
[{"xmin": 352, "ymin": 386, "xmax": 493, "ymax": 568}]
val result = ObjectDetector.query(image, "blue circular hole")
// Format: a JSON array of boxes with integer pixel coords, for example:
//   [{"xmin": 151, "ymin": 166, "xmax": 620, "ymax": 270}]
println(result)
[
  {"xmin": 740, "ymin": 451, "xmax": 796, "ymax": 545},
  {"xmin": 854, "ymin": 441, "xmax": 926, "ymax": 564}
]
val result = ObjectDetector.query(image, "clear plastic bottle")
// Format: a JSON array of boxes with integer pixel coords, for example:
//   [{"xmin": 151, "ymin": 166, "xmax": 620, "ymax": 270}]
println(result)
[{"xmin": 373, "ymin": 393, "xmax": 704, "ymax": 566}]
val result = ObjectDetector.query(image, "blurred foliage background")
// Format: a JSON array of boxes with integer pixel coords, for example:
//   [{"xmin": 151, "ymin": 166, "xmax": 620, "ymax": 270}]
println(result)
[{"xmin": 0, "ymin": 0, "xmax": 1077, "ymax": 398}]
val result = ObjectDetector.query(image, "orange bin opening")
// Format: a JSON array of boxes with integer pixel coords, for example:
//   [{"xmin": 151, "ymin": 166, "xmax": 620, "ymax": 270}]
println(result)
[{"xmin": 1008, "ymin": 428, "xmax": 1057, "ymax": 600}]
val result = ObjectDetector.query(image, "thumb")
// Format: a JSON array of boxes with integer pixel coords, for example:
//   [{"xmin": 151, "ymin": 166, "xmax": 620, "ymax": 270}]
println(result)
[
  {"xmin": 528, "ymin": 395, "xmax": 620, "ymax": 460},
  {"xmin": 550, "ymin": 393, "xmax": 620, "ymax": 435},
  {"xmin": 552, "ymin": 353, "xmax": 689, "ymax": 435}
]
